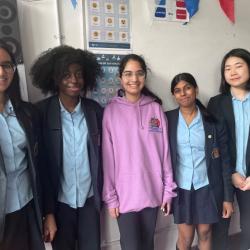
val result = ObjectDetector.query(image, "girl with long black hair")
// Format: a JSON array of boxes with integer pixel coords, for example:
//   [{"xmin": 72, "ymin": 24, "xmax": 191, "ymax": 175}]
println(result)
[
  {"xmin": 166, "ymin": 72, "xmax": 233, "ymax": 250},
  {"xmin": 0, "ymin": 43, "xmax": 44, "ymax": 250}
]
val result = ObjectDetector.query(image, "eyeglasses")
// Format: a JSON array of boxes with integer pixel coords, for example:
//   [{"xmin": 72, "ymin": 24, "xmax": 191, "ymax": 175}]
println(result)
[
  {"xmin": 122, "ymin": 70, "xmax": 146, "ymax": 79},
  {"xmin": 0, "ymin": 62, "xmax": 16, "ymax": 73}
]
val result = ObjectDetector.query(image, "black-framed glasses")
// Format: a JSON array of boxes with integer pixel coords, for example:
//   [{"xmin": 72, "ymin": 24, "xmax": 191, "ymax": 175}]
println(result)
[{"xmin": 0, "ymin": 62, "xmax": 16, "ymax": 73}]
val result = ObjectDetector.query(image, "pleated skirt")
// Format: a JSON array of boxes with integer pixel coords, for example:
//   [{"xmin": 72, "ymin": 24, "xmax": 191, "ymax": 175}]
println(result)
[{"xmin": 173, "ymin": 185, "xmax": 219, "ymax": 225}]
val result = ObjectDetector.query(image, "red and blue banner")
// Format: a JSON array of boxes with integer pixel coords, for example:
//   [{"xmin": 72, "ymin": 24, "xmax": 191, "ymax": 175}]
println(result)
[
  {"xmin": 184, "ymin": 0, "xmax": 199, "ymax": 18},
  {"xmin": 219, "ymin": 0, "xmax": 235, "ymax": 23}
]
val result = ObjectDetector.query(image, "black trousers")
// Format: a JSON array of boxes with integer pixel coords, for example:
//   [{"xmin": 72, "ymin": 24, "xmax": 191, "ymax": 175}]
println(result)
[
  {"xmin": 117, "ymin": 207, "xmax": 158, "ymax": 250},
  {"xmin": 0, "ymin": 200, "xmax": 45, "ymax": 250},
  {"xmin": 212, "ymin": 189, "xmax": 250, "ymax": 250},
  {"xmin": 236, "ymin": 189, "xmax": 250, "ymax": 250},
  {"xmin": 52, "ymin": 197, "xmax": 100, "ymax": 250}
]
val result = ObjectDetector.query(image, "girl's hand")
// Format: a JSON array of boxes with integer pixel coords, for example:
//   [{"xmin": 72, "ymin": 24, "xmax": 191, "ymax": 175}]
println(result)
[
  {"xmin": 161, "ymin": 202, "xmax": 171, "ymax": 216},
  {"xmin": 232, "ymin": 172, "xmax": 246, "ymax": 189},
  {"xmin": 241, "ymin": 176, "xmax": 250, "ymax": 191},
  {"xmin": 222, "ymin": 201, "xmax": 234, "ymax": 218},
  {"xmin": 43, "ymin": 213, "xmax": 57, "ymax": 242},
  {"xmin": 109, "ymin": 207, "xmax": 119, "ymax": 218}
]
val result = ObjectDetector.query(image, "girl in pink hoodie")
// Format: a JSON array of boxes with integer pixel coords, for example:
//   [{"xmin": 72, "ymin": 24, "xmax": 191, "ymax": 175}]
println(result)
[{"xmin": 102, "ymin": 54, "xmax": 176, "ymax": 250}]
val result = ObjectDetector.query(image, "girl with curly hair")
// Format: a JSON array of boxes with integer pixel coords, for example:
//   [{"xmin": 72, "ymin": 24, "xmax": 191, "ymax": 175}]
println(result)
[{"xmin": 31, "ymin": 45, "xmax": 103, "ymax": 250}]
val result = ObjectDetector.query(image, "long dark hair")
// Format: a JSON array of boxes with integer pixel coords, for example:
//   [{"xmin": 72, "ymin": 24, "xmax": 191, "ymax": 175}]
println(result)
[
  {"xmin": 220, "ymin": 48, "xmax": 250, "ymax": 94},
  {"xmin": 119, "ymin": 54, "xmax": 162, "ymax": 105},
  {"xmin": 171, "ymin": 72, "xmax": 216, "ymax": 122},
  {"xmin": 0, "ymin": 42, "xmax": 22, "ymax": 105}
]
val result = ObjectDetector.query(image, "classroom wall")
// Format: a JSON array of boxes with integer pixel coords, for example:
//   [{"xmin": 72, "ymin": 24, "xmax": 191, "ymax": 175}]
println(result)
[{"xmin": 16, "ymin": 0, "xmax": 249, "ymax": 249}]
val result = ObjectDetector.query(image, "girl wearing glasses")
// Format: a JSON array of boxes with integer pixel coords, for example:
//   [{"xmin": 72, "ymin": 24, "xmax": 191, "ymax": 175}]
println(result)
[
  {"xmin": 102, "ymin": 54, "xmax": 176, "ymax": 250},
  {"xmin": 208, "ymin": 48, "xmax": 250, "ymax": 250},
  {"xmin": 166, "ymin": 73, "xmax": 233, "ymax": 250},
  {"xmin": 0, "ymin": 43, "xmax": 45, "ymax": 250}
]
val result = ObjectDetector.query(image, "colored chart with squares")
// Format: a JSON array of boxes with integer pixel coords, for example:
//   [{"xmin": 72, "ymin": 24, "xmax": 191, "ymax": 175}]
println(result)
[
  {"xmin": 87, "ymin": 0, "xmax": 130, "ymax": 49},
  {"xmin": 154, "ymin": 0, "xmax": 189, "ymax": 22},
  {"xmin": 90, "ymin": 54, "xmax": 125, "ymax": 106}
]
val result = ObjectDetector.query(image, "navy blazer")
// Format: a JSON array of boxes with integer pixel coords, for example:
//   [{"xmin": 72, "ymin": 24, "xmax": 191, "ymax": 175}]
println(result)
[
  {"xmin": 0, "ymin": 101, "xmax": 43, "ymax": 242},
  {"xmin": 208, "ymin": 93, "xmax": 250, "ymax": 177},
  {"xmin": 165, "ymin": 108, "xmax": 233, "ymax": 208},
  {"xmin": 36, "ymin": 96, "xmax": 103, "ymax": 215}
]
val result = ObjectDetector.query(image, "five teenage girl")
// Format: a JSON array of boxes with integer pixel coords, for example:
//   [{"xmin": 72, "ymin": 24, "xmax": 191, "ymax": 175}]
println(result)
[{"xmin": 1, "ymin": 41, "xmax": 248, "ymax": 250}]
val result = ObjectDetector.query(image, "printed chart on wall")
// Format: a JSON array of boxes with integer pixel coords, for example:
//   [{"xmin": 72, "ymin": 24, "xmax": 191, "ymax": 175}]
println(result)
[
  {"xmin": 153, "ymin": 0, "xmax": 189, "ymax": 22},
  {"xmin": 89, "ymin": 54, "xmax": 125, "ymax": 107},
  {"xmin": 86, "ymin": 0, "xmax": 131, "ymax": 50}
]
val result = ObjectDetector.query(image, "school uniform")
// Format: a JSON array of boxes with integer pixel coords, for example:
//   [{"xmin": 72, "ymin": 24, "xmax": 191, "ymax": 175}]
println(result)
[
  {"xmin": 0, "ymin": 100, "xmax": 44, "ymax": 250},
  {"xmin": 166, "ymin": 108, "xmax": 233, "ymax": 225},
  {"xmin": 208, "ymin": 93, "xmax": 250, "ymax": 250},
  {"xmin": 37, "ymin": 95, "xmax": 103, "ymax": 250}
]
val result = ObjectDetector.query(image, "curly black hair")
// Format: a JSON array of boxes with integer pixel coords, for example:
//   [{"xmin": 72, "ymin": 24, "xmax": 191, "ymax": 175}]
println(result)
[{"xmin": 30, "ymin": 45, "xmax": 102, "ymax": 95}]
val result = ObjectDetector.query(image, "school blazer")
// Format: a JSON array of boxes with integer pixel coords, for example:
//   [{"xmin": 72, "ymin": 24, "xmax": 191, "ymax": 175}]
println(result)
[
  {"xmin": 0, "ymin": 101, "xmax": 43, "ymax": 241},
  {"xmin": 165, "ymin": 108, "xmax": 234, "ymax": 207},
  {"xmin": 208, "ymin": 93, "xmax": 250, "ymax": 177},
  {"xmin": 36, "ymin": 96, "xmax": 103, "ymax": 215}
]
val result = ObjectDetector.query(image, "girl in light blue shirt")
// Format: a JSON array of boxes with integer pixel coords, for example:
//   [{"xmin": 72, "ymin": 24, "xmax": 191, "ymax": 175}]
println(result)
[
  {"xmin": 208, "ymin": 48, "xmax": 250, "ymax": 250},
  {"xmin": 166, "ymin": 73, "xmax": 233, "ymax": 250},
  {"xmin": 0, "ymin": 43, "xmax": 44, "ymax": 250}
]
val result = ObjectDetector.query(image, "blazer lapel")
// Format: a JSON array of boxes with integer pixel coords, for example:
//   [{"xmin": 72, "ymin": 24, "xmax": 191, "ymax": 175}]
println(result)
[
  {"xmin": 81, "ymin": 99, "xmax": 99, "ymax": 136},
  {"xmin": 246, "ymin": 132, "xmax": 250, "ymax": 176},
  {"xmin": 0, "ymin": 147, "xmax": 7, "ymax": 242},
  {"xmin": 168, "ymin": 109, "xmax": 179, "ymax": 169},
  {"xmin": 15, "ymin": 103, "xmax": 35, "ymax": 155},
  {"xmin": 222, "ymin": 94, "xmax": 236, "ymax": 146},
  {"xmin": 46, "ymin": 97, "xmax": 63, "ymax": 169},
  {"xmin": 202, "ymin": 118, "xmax": 214, "ymax": 170},
  {"xmin": 0, "ymin": 147, "xmax": 5, "ymax": 174},
  {"xmin": 47, "ymin": 97, "xmax": 62, "ymax": 130}
]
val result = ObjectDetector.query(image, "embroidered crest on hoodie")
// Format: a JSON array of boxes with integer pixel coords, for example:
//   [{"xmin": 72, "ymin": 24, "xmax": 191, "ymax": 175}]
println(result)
[{"xmin": 149, "ymin": 117, "xmax": 162, "ymax": 132}]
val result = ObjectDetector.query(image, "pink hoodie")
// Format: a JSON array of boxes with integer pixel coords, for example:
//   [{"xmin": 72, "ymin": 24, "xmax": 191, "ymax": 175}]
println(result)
[{"xmin": 102, "ymin": 95, "xmax": 176, "ymax": 213}]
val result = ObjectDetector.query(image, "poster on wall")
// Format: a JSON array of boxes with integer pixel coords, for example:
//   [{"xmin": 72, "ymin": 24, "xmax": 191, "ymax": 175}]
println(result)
[
  {"xmin": 89, "ymin": 54, "xmax": 125, "ymax": 107},
  {"xmin": 86, "ymin": 0, "xmax": 131, "ymax": 50},
  {"xmin": 153, "ymin": 0, "xmax": 189, "ymax": 22}
]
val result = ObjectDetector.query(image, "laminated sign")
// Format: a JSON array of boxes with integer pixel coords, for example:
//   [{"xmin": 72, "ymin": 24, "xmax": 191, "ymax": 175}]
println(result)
[{"xmin": 154, "ymin": 0, "xmax": 189, "ymax": 22}]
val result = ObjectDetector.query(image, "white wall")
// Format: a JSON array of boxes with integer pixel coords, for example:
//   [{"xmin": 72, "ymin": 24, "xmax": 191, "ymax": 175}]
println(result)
[{"xmin": 16, "ymin": 0, "xmax": 249, "ymax": 249}]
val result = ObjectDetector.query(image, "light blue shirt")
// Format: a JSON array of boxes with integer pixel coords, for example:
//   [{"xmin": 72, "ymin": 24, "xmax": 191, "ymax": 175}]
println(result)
[
  {"xmin": 58, "ymin": 99, "xmax": 93, "ymax": 208},
  {"xmin": 176, "ymin": 108, "xmax": 209, "ymax": 190},
  {"xmin": 232, "ymin": 92, "xmax": 250, "ymax": 177},
  {"xmin": 0, "ymin": 100, "xmax": 32, "ymax": 213}
]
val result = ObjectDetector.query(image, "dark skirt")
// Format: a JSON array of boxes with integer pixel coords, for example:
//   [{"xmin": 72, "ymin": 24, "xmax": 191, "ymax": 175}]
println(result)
[
  {"xmin": 173, "ymin": 185, "xmax": 219, "ymax": 225},
  {"xmin": 0, "ymin": 200, "xmax": 45, "ymax": 250}
]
